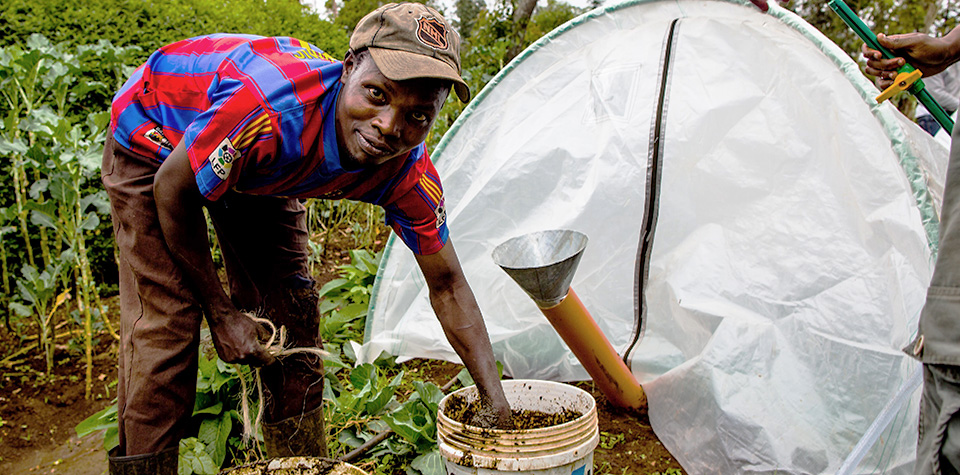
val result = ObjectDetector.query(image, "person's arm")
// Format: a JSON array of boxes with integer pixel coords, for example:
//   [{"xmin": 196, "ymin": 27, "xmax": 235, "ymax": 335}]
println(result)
[
  {"xmin": 414, "ymin": 240, "xmax": 512, "ymax": 428},
  {"xmin": 862, "ymin": 26, "xmax": 960, "ymax": 89},
  {"xmin": 154, "ymin": 140, "xmax": 274, "ymax": 366}
]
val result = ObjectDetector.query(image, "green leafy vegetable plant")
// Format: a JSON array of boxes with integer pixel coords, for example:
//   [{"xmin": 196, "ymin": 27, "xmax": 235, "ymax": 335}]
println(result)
[{"xmin": 317, "ymin": 249, "xmax": 381, "ymax": 346}]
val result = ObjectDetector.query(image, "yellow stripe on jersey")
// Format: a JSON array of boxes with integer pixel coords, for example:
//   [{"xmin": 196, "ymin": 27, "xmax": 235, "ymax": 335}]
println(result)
[
  {"xmin": 235, "ymin": 113, "xmax": 272, "ymax": 149},
  {"xmin": 419, "ymin": 174, "xmax": 443, "ymax": 203}
]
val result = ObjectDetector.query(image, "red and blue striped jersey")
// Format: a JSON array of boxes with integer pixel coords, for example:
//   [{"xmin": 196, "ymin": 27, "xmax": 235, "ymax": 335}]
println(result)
[{"xmin": 110, "ymin": 34, "xmax": 448, "ymax": 255}]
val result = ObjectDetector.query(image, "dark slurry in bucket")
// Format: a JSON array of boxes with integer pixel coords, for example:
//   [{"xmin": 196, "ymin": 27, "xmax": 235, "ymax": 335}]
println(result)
[{"xmin": 445, "ymin": 394, "xmax": 582, "ymax": 430}]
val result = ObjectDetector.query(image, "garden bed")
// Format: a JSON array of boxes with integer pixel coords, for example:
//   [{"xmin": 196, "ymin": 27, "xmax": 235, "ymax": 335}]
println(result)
[
  {"xmin": 0, "ymin": 227, "xmax": 684, "ymax": 474},
  {"xmin": 0, "ymin": 331, "xmax": 683, "ymax": 474}
]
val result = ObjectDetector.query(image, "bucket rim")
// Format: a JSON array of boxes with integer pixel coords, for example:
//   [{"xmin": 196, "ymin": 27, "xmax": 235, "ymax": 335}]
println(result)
[{"xmin": 437, "ymin": 379, "xmax": 597, "ymax": 435}]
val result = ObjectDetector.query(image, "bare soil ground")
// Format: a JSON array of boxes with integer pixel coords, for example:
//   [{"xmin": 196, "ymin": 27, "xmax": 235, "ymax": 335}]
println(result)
[
  {"xmin": 0, "ymin": 325, "xmax": 117, "ymax": 474},
  {"xmin": 0, "ymin": 230, "xmax": 685, "ymax": 475}
]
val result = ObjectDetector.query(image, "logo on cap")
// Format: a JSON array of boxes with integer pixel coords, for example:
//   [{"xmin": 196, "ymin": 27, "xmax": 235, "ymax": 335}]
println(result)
[{"xmin": 416, "ymin": 16, "xmax": 448, "ymax": 50}]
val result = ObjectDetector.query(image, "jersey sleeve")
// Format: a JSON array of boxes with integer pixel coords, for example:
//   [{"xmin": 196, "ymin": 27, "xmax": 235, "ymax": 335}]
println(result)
[
  {"xmin": 181, "ymin": 81, "xmax": 277, "ymax": 201},
  {"xmin": 382, "ymin": 153, "xmax": 449, "ymax": 255}
]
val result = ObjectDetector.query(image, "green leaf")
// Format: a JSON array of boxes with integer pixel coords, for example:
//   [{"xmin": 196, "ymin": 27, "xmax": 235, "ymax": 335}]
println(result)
[
  {"xmin": 43, "ymin": 61, "xmax": 71, "ymax": 85},
  {"xmin": 414, "ymin": 381, "xmax": 444, "ymax": 411},
  {"xmin": 365, "ymin": 371, "xmax": 403, "ymax": 415},
  {"xmin": 351, "ymin": 249, "xmax": 381, "ymax": 276},
  {"xmin": 9, "ymin": 301, "xmax": 33, "ymax": 317},
  {"xmin": 103, "ymin": 426, "xmax": 119, "ymax": 453},
  {"xmin": 0, "ymin": 137, "xmax": 28, "ymax": 155},
  {"xmin": 342, "ymin": 340, "xmax": 360, "ymax": 363},
  {"xmin": 25, "ymin": 198, "xmax": 57, "ymax": 215},
  {"xmin": 179, "ymin": 438, "xmax": 218, "ymax": 475},
  {"xmin": 382, "ymin": 406, "xmax": 426, "ymax": 444},
  {"xmin": 321, "ymin": 351, "xmax": 349, "ymax": 370},
  {"xmin": 81, "ymin": 191, "xmax": 111, "ymax": 215},
  {"xmin": 411, "ymin": 449, "xmax": 446, "ymax": 475},
  {"xmin": 193, "ymin": 402, "xmax": 223, "ymax": 417},
  {"xmin": 25, "ymin": 34, "xmax": 52, "ymax": 52},
  {"xmin": 75, "ymin": 403, "xmax": 118, "ymax": 437},
  {"xmin": 197, "ymin": 354, "xmax": 217, "ymax": 379},
  {"xmin": 337, "ymin": 429, "xmax": 365, "ymax": 450},
  {"xmin": 214, "ymin": 358, "xmax": 233, "ymax": 375},
  {"xmin": 317, "ymin": 278, "xmax": 349, "ymax": 299},
  {"xmin": 15, "ymin": 279, "xmax": 39, "ymax": 306},
  {"xmin": 456, "ymin": 367, "xmax": 475, "ymax": 388},
  {"xmin": 318, "ymin": 299, "xmax": 340, "ymax": 315},
  {"xmin": 454, "ymin": 361, "xmax": 504, "ymax": 390},
  {"xmin": 86, "ymin": 111, "xmax": 110, "ymax": 132},
  {"xmin": 320, "ymin": 310, "xmax": 354, "ymax": 333},
  {"xmin": 79, "ymin": 212, "xmax": 100, "ymax": 231},
  {"xmin": 198, "ymin": 412, "xmax": 231, "ymax": 467},
  {"xmin": 29, "ymin": 209, "xmax": 58, "ymax": 230},
  {"xmin": 78, "ymin": 148, "xmax": 103, "ymax": 172},
  {"xmin": 336, "ymin": 391, "xmax": 361, "ymax": 412},
  {"xmin": 339, "ymin": 302, "xmax": 369, "ymax": 320},
  {"xmin": 28, "ymin": 179, "xmax": 49, "ymax": 199},
  {"xmin": 21, "ymin": 106, "xmax": 60, "ymax": 135},
  {"xmin": 349, "ymin": 363, "xmax": 377, "ymax": 390},
  {"xmin": 210, "ymin": 369, "xmax": 236, "ymax": 393}
]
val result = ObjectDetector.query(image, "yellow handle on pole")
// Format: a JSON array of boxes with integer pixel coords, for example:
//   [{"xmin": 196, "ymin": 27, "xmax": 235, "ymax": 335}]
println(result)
[{"xmin": 875, "ymin": 69, "xmax": 922, "ymax": 103}]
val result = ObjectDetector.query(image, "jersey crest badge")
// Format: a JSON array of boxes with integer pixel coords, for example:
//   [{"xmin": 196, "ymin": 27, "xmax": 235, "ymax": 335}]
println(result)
[
  {"xmin": 144, "ymin": 127, "xmax": 173, "ymax": 150},
  {"xmin": 208, "ymin": 138, "xmax": 239, "ymax": 180}
]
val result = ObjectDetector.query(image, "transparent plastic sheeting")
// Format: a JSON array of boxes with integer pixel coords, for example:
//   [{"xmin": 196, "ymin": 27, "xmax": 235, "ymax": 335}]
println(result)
[{"xmin": 359, "ymin": 0, "xmax": 950, "ymax": 473}]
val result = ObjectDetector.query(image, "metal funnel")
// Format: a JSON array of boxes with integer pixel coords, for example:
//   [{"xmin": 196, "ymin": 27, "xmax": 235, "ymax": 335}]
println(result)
[{"xmin": 491, "ymin": 230, "xmax": 588, "ymax": 308}]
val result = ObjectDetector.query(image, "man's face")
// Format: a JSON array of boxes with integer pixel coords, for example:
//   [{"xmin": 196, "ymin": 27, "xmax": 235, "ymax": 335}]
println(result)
[{"xmin": 335, "ymin": 51, "xmax": 450, "ymax": 169}]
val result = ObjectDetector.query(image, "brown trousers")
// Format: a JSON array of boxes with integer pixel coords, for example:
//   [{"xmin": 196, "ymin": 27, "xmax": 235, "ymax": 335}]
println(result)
[{"xmin": 101, "ymin": 136, "xmax": 324, "ymax": 456}]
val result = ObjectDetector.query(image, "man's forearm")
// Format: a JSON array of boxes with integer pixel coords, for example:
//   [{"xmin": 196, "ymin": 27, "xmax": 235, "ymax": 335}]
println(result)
[
  {"xmin": 153, "ymin": 142, "xmax": 234, "ymax": 319},
  {"xmin": 431, "ymin": 286, "xmax": 502, "ymax": 395},
  {"xmin": 430, "ymin": 287, "xmax": 511, "ymax": 428},
  {"xmin": 415, "ymin": 240, "xmax": 512, "ymax": 427},
  {"xmin": 153, "ymin": 142, "xmax": 273, "ymax": 366},
  {"xmin": 155, "ymin": 190, "xmax": 232, "ymax": 317}
]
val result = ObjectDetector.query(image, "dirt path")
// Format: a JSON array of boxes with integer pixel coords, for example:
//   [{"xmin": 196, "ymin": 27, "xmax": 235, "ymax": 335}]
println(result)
[
  {"xmin": 0, "ymin": 333, "xmax": 115, "ymax": 475},
  {"xmin": 1, "ymin": 432, "xmax": 106, "ymax": 475}
]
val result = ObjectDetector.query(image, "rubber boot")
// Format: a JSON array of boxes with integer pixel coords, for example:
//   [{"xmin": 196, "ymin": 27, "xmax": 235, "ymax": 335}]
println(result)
[
  {"xmin": 108, "ymin": 446, "xmax": 178, "ymax": 475},
  {"xmin": 262, "ymin": 404, "xmax": 328, "ymax": 458}
]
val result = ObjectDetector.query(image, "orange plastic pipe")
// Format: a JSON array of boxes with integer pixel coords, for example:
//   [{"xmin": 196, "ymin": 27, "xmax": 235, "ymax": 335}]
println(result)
[{"xmin": 539, "ymin": 288, "xmax": 647, "ymax": 411}]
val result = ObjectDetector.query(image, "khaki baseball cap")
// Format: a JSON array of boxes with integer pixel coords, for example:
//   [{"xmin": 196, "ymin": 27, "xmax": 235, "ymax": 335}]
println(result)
[{"xmin": 350, "ymin": 2, "xmax": 470, "ymax": 102}]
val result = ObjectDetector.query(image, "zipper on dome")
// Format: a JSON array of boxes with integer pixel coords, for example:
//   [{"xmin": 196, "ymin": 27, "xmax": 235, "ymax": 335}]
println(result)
[{"xmin": 624, "ymin": 18, "xmax": 680, "ymax": 365}]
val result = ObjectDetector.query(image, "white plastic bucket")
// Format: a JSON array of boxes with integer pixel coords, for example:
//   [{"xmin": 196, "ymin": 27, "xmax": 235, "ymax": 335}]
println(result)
[
  {"xmin": 220, "ymin": 456, "xmax": 369, "ymax": 474},
  {"xmin": 437, "ymin": 380, "xmax": 599, "ymax": 474}
]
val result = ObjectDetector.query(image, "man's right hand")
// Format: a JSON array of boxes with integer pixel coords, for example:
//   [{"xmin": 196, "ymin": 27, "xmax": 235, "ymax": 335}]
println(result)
[
  {"xmin": 208, "ymin": 309, "xmax": 275, "ymax": 366},
  {"xmin": 469, "ymin": 392, "xmax": 513, "ymax": 429}
]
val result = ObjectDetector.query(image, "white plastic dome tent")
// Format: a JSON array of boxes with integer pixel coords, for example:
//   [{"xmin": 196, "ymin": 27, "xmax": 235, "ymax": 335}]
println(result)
[{"xmin": 358, "ymin": 0, "xmax": 952, "ymax": 472}]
